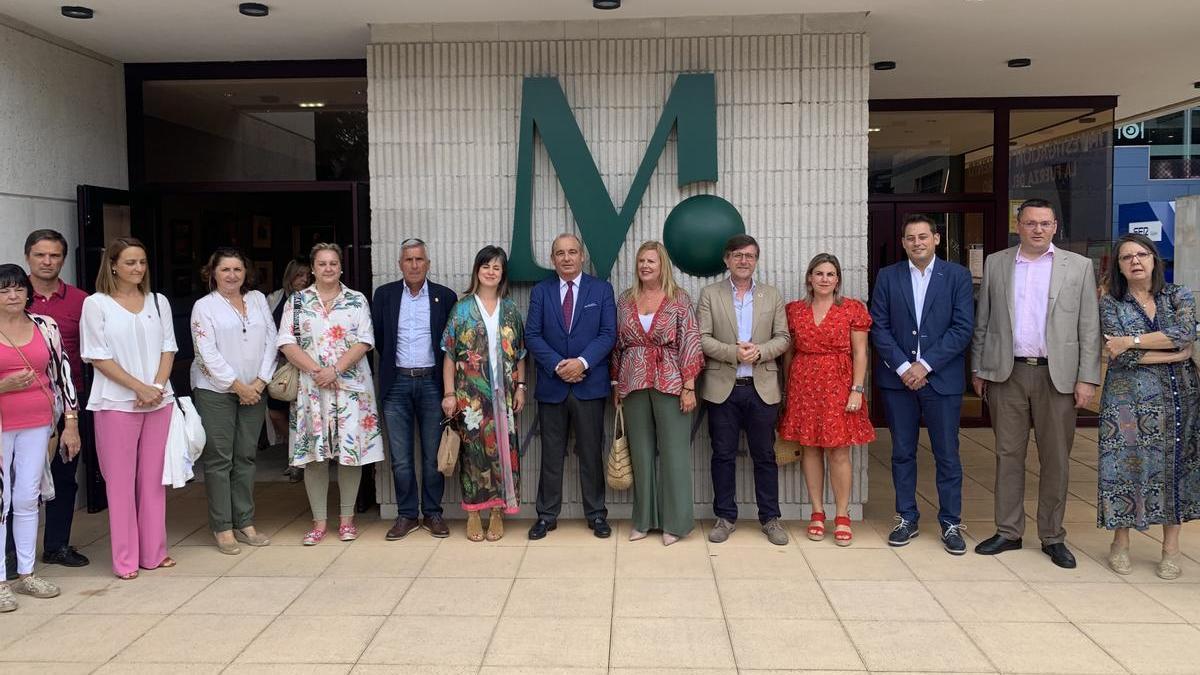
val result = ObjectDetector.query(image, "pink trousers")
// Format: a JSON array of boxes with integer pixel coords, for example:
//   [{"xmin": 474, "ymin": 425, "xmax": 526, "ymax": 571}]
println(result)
[{"xmin": 94, "ymin": 405, "xmax": 173, "ymax": 576}]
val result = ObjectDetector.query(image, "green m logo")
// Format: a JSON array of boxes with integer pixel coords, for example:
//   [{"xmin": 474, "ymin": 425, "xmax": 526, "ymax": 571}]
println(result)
[{"xmin": 508, "ymin": 73, "xmax": 744, "ymax": 281}]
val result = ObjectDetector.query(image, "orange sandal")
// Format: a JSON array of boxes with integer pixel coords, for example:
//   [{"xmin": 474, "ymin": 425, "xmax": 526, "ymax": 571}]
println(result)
[
  {"xmin": 807, "ymin": 511, "xmax": 827, "ymax": 541},
  {"xmin": 834, "ymin": 515, "xmax": 853, "ymax": 547}
]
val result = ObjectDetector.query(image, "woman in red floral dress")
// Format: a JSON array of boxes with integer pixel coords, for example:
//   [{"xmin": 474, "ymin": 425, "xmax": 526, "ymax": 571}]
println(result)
[{"xmin": 779, "ymin": 253, "xmax": 875, "ymax": 546}]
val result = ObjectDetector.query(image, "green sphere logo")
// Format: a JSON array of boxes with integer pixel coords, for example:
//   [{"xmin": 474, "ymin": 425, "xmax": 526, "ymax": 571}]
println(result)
[{"xmin": 663, "ymin": 195, "xmax": 745, "ymax": 277}]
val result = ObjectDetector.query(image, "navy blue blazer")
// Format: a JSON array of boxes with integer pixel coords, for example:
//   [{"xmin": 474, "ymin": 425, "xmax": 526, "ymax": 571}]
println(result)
[
  {"xmin": 869, "ymin": 258, "xmax": 975, "ymax": 396},
  {"xmin": 525, "ymin": 273, "xmax": 617, "ymax": 403},
  {"xmin": 371, "ymin": 279, "xmax": 459, "ymax": 396}
]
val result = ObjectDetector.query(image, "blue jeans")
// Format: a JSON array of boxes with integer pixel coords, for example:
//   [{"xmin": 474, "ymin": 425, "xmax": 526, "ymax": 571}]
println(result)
[
  {"xmin": 382, "ymin": 373, "xmax": 445, "ymax": 519},
  {"xmin": 708, "ymin": 383, "xmax": 781, "ymax": 524}
]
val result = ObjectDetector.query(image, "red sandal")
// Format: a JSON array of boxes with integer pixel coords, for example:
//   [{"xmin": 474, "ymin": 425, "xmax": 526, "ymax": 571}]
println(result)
[
  {"xmin": 834, "ymin": 515, "xmax": 853, "ymax": 547},
  {"xmin": 807, "ymin": 512, "xmax": 827, "ymax": 541}
]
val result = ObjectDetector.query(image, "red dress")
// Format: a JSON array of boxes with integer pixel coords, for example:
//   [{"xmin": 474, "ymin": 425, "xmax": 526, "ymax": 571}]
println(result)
[{"xmin": 778, "ymin": 298, "xmax": 876, "ymax": 448}]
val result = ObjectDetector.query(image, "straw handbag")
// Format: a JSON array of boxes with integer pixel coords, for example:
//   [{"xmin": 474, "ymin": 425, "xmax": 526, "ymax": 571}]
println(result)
[
  {"xmin": 775, "ymin": 436, "xmax": 803, "ymax": 466},
  {"xmin": 268, "ymin": 294, "xmax": 302, "ymax": 402},
  {"xmin": 437, "ymin": 414, "xmax": 462, "ymax": 477},
  {"xmin": 605, "ymin": 404, "xmax": 633, "ymax": 490}
]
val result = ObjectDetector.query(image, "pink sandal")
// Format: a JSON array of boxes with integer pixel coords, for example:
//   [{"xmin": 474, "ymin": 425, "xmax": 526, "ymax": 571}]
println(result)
[
  {"xmin": 302, "ymin": 528, "xmax": 327, "ymax": 546},
  {"xmin": 338, "ymin": 523, "xmax": 359, "ymax": 542}
]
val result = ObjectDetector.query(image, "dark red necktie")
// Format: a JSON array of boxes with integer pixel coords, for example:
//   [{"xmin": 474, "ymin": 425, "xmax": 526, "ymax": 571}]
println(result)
[{"xmin": 562, "ymin": 280, "xmax": 574, "ymax": 330}]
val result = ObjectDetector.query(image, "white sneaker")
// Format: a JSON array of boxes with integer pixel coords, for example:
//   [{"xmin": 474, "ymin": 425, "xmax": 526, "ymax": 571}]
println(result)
[
  {"xmin": 0, "ymin": 582, "xmax": 18, "ymax": 612},
  {"xmin": 11, "ymin": 574, "xmax": 60, "ymax": 599}
]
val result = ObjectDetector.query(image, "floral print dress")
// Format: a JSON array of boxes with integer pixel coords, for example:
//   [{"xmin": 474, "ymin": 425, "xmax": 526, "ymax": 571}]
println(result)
[
  {"xmin": 441, "ymin": 295, "xmax": 526, "ymax": 513},
  {"xmin": 276, "ymin": 284, "xmax": 384, "ymax": 467},
  {"xmin": 1098, "ymin": 284, "xmax": 1200, "ymax": 530}
]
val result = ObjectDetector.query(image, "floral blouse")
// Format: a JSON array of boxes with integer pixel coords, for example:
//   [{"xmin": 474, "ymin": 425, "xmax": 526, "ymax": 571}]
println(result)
[{"xmin": 610, "ymin": 290, "xmax": 705, "ymax": 399}]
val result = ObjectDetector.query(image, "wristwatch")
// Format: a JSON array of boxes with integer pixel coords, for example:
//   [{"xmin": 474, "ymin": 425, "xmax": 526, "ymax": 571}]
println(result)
[
  {"xmin": 1133, "ymin": 335, "xmax": 1142, "ymax": 347},
  {"xmin": 850, "ymin": 385, "xmax": 865, "ymax": 393}
]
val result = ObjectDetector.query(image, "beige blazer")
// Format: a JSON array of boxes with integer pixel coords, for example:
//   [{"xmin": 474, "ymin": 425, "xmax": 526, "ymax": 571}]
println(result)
[
  {"xmin": 697, "ymin": 279, "xmax": 791, "ymax": 404},
  {"xmin": 971, "ymin": 245, "xmax": 1102, "ymax": 394}
]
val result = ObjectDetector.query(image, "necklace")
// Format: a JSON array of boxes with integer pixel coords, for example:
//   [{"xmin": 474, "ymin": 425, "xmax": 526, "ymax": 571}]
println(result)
[{"xmin": 217, "ymin": 292, "xmax": 248, "ymax": 334}]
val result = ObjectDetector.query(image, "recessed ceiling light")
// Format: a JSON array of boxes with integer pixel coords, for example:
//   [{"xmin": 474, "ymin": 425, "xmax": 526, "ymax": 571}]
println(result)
[
  {"xmin": 873, "ymin": 61, "xmax": 897, "ymax": 71},
  {"xmin": 868, "ymin": 127, "xmax": 882, "ymax": 133},
  {"xmin": 298, "ymin": 102, "xmax": 326, "ymax": 108},
  {"xmin": 1007, "ymin": 58, "xmax": 1032, "ymax": 68},
  {"xmin": 61, "ymin": 6, "xmax": 93, "ymax": 19},
  {"xmin": 223, "ymin": 92, "xmax": 235, "ymax": 98},
  {"xmin": 239, "ymin": 3, "xmax": 269, "ymax": 17},
  {"xmin": 593, "ymin": 0, "xmax": 621, "ymax": 9}
]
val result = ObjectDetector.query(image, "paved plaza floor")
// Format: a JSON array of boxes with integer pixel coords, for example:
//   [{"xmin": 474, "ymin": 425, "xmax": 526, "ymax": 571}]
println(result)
[{"xmin": 4, "ymin": 426, "xmax": 1200, "ymax": 673}]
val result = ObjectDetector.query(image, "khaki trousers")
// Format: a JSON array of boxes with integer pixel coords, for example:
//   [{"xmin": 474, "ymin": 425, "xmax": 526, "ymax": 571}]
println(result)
[{"xmin": 989, "ymin": 362, "xmax": 1078, "ymax": 544}]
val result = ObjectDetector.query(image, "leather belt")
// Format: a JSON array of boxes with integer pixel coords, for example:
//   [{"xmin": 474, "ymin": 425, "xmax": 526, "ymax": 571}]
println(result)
[
  {"xmin": 1015, "ymin": 357, "xmax": 1048, "ymax": 366},
  {"xmin": 734, "ymin": 377, "xmax": 755, "ymax": 386},
  {"xmin": 396, "ymin": 367, "xmax": 434, "ymax": 377}
]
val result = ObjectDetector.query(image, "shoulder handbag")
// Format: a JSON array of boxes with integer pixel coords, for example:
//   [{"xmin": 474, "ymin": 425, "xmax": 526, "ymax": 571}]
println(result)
[
  {"xmin": 268, "ymin": 293, "xmax": 302, "ymax": 402},
  {"xmin": 437, "ymin": 413, "xmax": 462, "ymax": 477},
  {"xmin": 605, "ymin": 403, "xmax": 633, "ymax": 490}
]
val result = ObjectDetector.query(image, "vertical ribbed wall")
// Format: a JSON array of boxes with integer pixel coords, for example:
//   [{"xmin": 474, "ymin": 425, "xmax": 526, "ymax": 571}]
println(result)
[{"xmin": 368, "ymin": 15, "xmax": 869, "ymax": 519}]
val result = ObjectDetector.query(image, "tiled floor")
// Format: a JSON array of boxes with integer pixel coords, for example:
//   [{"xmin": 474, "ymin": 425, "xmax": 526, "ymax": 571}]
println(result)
[{"xmin": 5, "ymin": 427, "xmax": 1200, "ymax": 673}]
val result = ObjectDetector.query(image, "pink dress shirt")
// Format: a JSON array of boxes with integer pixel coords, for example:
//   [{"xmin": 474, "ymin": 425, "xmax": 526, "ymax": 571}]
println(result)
[{"xmin": 1012, "ymin": 244, "xmax": 1054, "ymax": 358}]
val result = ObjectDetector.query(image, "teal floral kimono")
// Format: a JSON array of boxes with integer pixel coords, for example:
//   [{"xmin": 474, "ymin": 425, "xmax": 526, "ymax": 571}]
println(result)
[{"xmin": 440, "ymin": 295, "xmax": 526, "ymax": 513}]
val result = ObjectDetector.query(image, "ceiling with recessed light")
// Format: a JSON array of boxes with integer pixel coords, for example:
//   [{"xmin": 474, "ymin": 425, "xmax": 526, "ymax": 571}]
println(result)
[{"xmin": 0, "ymin": 0, "xmax": 1196, "ymax": 118}]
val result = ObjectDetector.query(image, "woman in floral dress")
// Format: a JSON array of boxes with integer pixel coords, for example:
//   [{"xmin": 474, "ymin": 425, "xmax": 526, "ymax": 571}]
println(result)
[
  {"xmin": 779, "ymin": 253, "xmax": 875, "ymax": 546},
  {"xmin": 1097, "ymin": 233, "xmax": 1199, "ymax": 579},
  {"xmin": 277, "ymin": 243, "xmax": 384, "ymax": 545},
  {"xmin": 441, "ymin": 246, "xmax": 527, "ymax": 542}
]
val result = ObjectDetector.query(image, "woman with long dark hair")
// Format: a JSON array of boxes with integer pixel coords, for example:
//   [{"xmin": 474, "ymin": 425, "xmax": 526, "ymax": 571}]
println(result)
[{"xmin": 440, "ymin": 246, "xmax": 527, "ymax": 542}]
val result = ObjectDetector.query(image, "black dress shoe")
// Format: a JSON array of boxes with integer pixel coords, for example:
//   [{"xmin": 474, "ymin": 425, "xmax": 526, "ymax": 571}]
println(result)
[
  {"xmin": 974, "ymin": 533, "xmax": 1022, "ymax": 555},
  {"xmin": 1041, "ymin": 542, "xmax": 1077, "ymax": 569},
  {"xmin": 42, "ymin": 545, "xmax": 90, "ymax": 567},
  {"xmin": 528, "ymin": 518, "xmax": 557, "ymax": 540},
  {"xmin": 587, "ymin": 517, "xmax": 612, "ymax": 538}
]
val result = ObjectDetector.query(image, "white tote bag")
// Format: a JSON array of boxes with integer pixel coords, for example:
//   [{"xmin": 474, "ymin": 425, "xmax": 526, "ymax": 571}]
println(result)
[{"xmin": 162, "ymin": 397, "xmax": 207, "ymax": 488}]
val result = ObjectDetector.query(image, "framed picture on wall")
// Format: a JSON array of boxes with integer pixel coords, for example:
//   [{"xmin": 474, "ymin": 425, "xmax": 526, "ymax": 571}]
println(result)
[
  {"xmin": 253, "ymin": 261, "xmax": 274, "ymax": 291},
  {"xmin": 253, "ymin": 215, "xmax": 272, "ymax": 248}
]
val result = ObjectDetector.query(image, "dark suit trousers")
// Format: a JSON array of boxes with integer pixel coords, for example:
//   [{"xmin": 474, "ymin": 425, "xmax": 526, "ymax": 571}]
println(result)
[
  {"xmin": 536, "ymin": 393, "xmax": 607, "ymax": 521},
  {"xmin": 989, "ymin": 362, "xmax": 1077, "ymax": 544},
  {"xmin": 708, "ymin": 383, "xmax": 781, "ymax": 524},
  {"xmin": 881, "ymin": 386, "xmax": 963, "ymax": 528}
]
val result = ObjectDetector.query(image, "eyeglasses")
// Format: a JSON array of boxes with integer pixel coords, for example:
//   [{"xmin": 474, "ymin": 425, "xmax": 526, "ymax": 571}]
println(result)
[
  {"xmin": 729, "ymin": 252, "xmax": 758, "ymax": 262},
  {"xmin": 1018, "ymin": 220, "xmax": 1057, "ymax": 230},
  {"xmin": 1119, "ymin": 251, "xmax": 1152, "ymax": 264}
]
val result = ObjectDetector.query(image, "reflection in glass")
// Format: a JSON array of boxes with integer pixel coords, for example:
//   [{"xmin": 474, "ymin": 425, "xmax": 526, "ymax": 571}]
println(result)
[{"xmin": 869, "ymin": 111, "xmax": 994, "ymax": 194}]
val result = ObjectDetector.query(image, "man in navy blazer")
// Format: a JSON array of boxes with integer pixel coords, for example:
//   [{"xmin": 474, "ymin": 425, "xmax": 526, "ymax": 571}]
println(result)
[
  {"xmin": 525, "ymin": 233, "xmax": 618, "ymax": 540},
  {"xmin": 869, "ymin": 214, "xmax": 975, "ymax": 555},
  {"xmin": 372, "ymin": 238, "xmax": 459, "ymax": 540}
]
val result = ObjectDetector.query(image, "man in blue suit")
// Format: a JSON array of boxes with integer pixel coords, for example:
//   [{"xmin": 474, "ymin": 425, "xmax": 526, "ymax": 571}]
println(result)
[
  {"xmin": 869, "ymin": 214, "xmax": 975, "ymax": 555},
  {"xmin": 525, "ymin": 233, "xmax": 618, "ymax": 540},
  {"xmin": 372, "ymin": 238, "xmax": 459, "ymax": 540}
]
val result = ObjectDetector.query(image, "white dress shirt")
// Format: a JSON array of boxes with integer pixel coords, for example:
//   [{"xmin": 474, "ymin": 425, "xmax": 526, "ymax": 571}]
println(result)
[
  {"xmin": 896, "ymin": 258, "xmax": 935, "ymax": 377},
  {"xmin": 190, "ymin": 290, "xmax": 279, "ymax": 393},
  {"xmin": 396, "ymin": 281, "xmax": 435, "ymax": 368},
  {"xmin": 81, "ymin": 292, "xmax": 178, "ymax": 412}
]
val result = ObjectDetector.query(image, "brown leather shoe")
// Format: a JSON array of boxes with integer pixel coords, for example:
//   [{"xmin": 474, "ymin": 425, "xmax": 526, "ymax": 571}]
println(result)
[
  {"xmin": 423, "ymin": 514, "xmax": 450, "ymax": 538},
  {"xmin": 386, "ymin": 516, "xmax": 420, "ymax": 541}
]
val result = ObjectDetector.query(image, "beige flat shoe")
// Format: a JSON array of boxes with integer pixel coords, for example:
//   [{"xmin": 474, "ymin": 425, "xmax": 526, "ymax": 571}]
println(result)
[
  {"xmin": 1157, "ymin": 550, "xmax": 1182, "ymax": 580},
  {"xmin": 234, "ymin": 528, "xmax": 272, "ymax": 547},
  {"xmin": 214, "ymin": 532, "xmax": 241, "ymax": 556},
  {"xmin": 1107, "ymin": 543, "xmax": 1132, "ymax": 575}
]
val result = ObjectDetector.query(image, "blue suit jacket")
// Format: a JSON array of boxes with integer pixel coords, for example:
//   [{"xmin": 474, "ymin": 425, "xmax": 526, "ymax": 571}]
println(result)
[
  {"xmin": 869, "ymin": 258, "xmax": 975, "ymax": 396},
  {"xmin": 371, "ymin": 279, "xmax": 459, "ymax": 396},
  {"xmin": 525, "ymin": 273, "xmax": 617, "ymax": 403}
]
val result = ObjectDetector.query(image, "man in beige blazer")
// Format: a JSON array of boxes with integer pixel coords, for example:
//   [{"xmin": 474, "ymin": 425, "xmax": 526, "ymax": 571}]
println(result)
[
  {"xmin": 971, "ymin": 198, "xmax": 1102, "ymax": 568},
  {"xmin": 698, "ymin": 234, "xmax": 791, "ymax": 545}
]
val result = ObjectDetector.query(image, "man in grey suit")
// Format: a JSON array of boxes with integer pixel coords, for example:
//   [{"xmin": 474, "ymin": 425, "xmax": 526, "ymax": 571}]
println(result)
[
  {"xmin": 697, "ymin": 234, "xmax": 792, "ymax": 545},
  {"xmin": 971, "ymin": 198, "xmax": 1102, "ymax": 568}
]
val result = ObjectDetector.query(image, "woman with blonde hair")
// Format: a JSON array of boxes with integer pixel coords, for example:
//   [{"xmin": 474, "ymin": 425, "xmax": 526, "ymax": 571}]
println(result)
[
  {"xmin": 779, "ymin": 253, "xmax": 875, "ymax": 546},
  {"xmin": 610, "ymin": 241, "xmax": 704, "ymax": 545},
  {"xmin": 277, "ymin": 243, "xmax": 384, "ymax": 544},
  {"xmin": 80, "ymin": 237, "xmax": 178, "ymax": 578}
]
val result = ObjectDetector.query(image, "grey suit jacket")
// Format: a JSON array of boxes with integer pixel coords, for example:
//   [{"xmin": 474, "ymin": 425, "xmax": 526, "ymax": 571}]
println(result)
[
  {"xmin": 697, "ymin": 279, "xmax": 791, "ymax": 404},
  {"xmin": 971, "ymin": 245, "xmax": 1102, "ymax": 394}
]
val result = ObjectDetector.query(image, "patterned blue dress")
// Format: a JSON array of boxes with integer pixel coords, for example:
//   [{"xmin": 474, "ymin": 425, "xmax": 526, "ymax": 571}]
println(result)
[{"xmin": 1097, "ymin": 284, "xmax": 1200, "ymax": 530}]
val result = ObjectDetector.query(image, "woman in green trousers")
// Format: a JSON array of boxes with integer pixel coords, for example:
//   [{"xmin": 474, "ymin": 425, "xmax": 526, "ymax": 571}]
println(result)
[
  {"xmin": 190, "ymin": 248, "xmax": 279, "ymax": 554},
  {"xmin": 610, "ymin": 241, "xmax": 705, "ymax": 545}
]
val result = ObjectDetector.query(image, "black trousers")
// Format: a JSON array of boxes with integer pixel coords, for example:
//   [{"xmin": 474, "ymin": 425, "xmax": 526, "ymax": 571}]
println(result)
[
  {"xmin": 535, "ymin": 393, "xmax": 607, "ymax": 521},
  {"xmin": 708, "ymin": 383, "xmax": 781, "ymax": 524}
]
